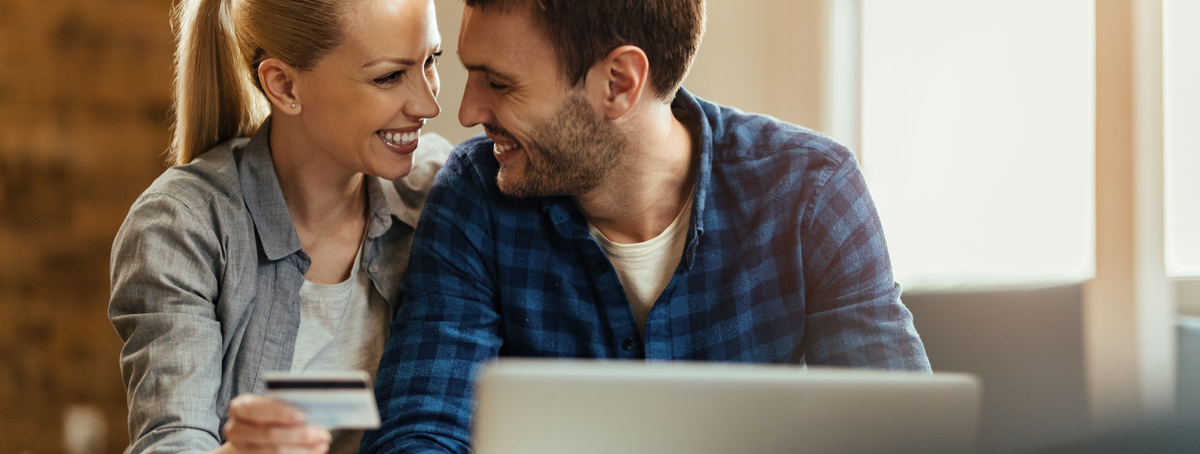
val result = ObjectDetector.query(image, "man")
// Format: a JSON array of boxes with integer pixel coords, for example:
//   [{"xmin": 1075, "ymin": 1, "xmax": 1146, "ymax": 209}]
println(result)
[{"xmin": 363, "ymin": 0, "xmax": 930, "ymax": 452}]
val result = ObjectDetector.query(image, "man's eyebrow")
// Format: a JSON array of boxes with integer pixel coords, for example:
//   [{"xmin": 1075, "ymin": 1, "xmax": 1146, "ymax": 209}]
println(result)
[
  {"xmin": 363, "ymin": 57, "xmax": 419, "ymax": 68},
  {"xmin": 463, "ymin": 63, "xmax": 517, "ymax": 82}
]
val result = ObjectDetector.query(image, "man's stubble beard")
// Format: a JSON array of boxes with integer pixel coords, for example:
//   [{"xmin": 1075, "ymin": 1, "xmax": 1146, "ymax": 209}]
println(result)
[{"xmin": 496, "ymin": 91, "xmax": 627, "ymax": 198}]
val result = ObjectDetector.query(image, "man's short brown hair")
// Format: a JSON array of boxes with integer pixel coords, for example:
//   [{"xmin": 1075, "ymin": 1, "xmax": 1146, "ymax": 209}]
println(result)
[{"xmin": 465, "ymin": 0, "xmax": 706, "ymax": 101}]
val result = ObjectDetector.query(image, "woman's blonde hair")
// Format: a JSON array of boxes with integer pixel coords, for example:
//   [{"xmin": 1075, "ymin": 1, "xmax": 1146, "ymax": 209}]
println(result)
[{"xmin": 168, "ymin": 0, "xmax": 346, "ymax": 165}]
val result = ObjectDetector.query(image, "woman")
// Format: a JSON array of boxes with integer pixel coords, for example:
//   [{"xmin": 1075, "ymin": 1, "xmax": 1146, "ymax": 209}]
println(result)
[{"xmin": 108, "ymin": 0, "xmax": 447, "ymax": 451}]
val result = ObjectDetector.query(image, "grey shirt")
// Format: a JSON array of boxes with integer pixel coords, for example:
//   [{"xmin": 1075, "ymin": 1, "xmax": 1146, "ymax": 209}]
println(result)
[{"xmin": 108, "ymin": 120, "xmax": 451, "ymax": 454}]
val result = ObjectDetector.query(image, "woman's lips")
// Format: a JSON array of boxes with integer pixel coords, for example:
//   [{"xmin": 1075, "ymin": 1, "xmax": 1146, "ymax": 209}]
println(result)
[{"xmin": 378, "ymin": 128, "xmax": 420, "ymax": 155}]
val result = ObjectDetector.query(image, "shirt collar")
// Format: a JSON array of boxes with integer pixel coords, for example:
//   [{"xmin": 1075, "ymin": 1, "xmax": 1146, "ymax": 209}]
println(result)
[
  {"xmin": 673, "ymin": 87, "xmax": 712, "ymax": 269},
  {"xmin": 238, "ymin": 118, "xmax": 304, "ymax": 262},
  {"xmin": 367, "ymin": 175, "xmax": 407, "ymax": 240}
]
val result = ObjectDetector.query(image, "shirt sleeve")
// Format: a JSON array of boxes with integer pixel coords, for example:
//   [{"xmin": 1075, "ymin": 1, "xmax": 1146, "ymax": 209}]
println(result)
[
  {"xmin": 108, "ymin": 192, "xmax": 227, "ymax": 454},
  {"xmin": 362, "ymin": 149, "xmax": 504, "ymax": 454},
  {"xmin": 799, "ymin": 156, "xmax": 932, "ymax": 372}
]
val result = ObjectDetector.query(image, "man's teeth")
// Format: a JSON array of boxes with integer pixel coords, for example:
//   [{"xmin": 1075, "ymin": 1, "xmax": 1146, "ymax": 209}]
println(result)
[
  {"xmin": 495, "ymin": 142, "xmax": 518, "ymax": 153},
  {"xmin": 382, "ymin": 131, "xmax": 419, "ymax": 145}
]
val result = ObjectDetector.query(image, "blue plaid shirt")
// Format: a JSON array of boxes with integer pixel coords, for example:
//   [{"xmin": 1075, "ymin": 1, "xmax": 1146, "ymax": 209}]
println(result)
[{"xmin": 364, "ymin": 89, "xmax": 930, "ymax": 454}]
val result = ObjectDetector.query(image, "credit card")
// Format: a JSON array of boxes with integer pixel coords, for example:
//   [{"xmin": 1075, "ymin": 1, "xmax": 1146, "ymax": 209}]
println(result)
[{"xmin": 263, "ymin": 371, "xmax": 381, "ymax": 430}]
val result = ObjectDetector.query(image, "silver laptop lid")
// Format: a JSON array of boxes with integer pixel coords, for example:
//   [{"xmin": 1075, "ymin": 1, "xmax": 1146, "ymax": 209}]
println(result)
[{"xmin": 472, "ymin": 359, "xmax": 980, "ymax": 454}]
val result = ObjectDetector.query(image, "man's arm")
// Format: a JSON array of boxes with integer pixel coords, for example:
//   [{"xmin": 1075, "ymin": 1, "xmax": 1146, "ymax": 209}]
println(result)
[
  {"xmin": 799, "ymin": 155, "xmax": 931, "ymax": 371},
  {"xmin": 363, "ymin": 147, "xmax": 505, "ymax": 454}
]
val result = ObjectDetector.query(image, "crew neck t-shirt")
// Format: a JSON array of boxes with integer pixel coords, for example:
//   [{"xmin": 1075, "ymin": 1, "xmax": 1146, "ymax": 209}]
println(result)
[
  {"xmin": 292, "ymin": 239, "xmax": 390, "ymax": 454},
  {"xmin": 587, "ymin": 191, "xmax": 694, "ymax": 334}
]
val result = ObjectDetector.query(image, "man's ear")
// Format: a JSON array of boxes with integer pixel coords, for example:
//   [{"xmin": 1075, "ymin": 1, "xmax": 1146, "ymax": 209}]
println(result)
[
  {"xmin": 258, "ymin": 57, "xmax": 302, "ymax": 115},
  {"xmin": 587, "ymin": 45, "xmax": 650, "ymax": 120}
]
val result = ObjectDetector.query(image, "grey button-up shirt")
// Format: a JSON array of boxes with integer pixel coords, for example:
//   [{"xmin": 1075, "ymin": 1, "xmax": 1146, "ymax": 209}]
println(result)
[{"xmin": 109, "ymin": 120, "xmax": 451, "ymax": 454}]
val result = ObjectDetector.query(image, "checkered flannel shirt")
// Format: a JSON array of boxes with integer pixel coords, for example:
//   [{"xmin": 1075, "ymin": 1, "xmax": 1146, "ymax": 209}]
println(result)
[{"xmin": 363, "ymin": 88, "xmax": 931, "ymax": 454}]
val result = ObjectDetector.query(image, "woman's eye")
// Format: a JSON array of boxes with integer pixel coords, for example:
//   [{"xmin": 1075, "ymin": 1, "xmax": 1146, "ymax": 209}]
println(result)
[
  {"xmin": 426, "ymin": 51, "xmax": 443, "ymax": 68},
  {"xmin": 374, "ymin": 71, "xmax": 403, "ymax": 85}
]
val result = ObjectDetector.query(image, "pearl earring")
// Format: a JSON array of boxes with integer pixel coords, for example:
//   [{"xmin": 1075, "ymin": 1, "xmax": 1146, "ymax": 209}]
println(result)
[{"xmin": 291, "ymin": 103, "xmax": 296, "ymax": 108}]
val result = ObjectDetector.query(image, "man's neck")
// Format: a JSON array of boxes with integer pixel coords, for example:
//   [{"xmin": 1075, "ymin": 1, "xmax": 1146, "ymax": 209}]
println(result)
[{"xmin": 574, "ymin": 106, "xmax": 697, "ymax": 244}]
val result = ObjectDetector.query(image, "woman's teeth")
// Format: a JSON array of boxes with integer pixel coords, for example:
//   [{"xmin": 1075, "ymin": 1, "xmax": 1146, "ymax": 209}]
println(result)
[
  {"xmin": 495, "ymin": 142, "xmax": 518, "ymax": 153},
  {"xmin": 382, "ymin": 131, "xmax": 418, "ymax": 145}
]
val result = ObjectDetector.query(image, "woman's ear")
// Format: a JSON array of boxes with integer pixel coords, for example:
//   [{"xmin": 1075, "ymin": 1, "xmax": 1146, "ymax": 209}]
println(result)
[
  {"xmin": 258, "ymin": 58, "xmax": 302, "ymax": 115},
  {"xmin": 588, "ymin": 45, "xmax": 650, "ymax": 121}
]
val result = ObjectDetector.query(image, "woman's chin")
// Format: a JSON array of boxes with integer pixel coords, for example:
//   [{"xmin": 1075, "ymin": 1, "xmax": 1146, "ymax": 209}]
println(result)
[{"xmin": 371, "ymin": 159, "xmax": 414, "ymax": 181}]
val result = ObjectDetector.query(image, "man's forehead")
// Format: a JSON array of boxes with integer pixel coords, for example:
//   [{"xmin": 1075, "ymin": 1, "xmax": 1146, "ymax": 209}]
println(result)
[
  {"xmin": 459, "ymin": 3, "xmax": 543, "ymax": 46},
  {"xmin": 458, "ymin": 5, "xmax": 554, "ymax": 76}
]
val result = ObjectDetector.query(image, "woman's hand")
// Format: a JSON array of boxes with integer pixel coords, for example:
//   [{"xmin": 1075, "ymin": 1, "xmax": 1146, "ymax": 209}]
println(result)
[{"xmin": 212, "ymin": 394, "xmax": 332, "ymax": 454}]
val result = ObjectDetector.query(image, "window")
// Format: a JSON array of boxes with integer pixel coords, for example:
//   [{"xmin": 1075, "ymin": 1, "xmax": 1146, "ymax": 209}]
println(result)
[
  {"xmin": 859, "ymin": 0, "xmax": 1096, "ymax": 289},
  {"xmin": 1164, "ymin": 0, "xmax": 1200, "ymax": 277}
]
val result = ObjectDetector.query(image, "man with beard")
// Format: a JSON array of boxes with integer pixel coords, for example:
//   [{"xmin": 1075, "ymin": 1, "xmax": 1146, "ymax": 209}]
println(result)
[{"xmin": 363, "ymin": 1, "xmax": 931, "ymax": 452}]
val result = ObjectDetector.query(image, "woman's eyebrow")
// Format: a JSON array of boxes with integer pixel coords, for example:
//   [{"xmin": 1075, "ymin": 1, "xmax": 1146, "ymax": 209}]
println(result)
[{"xmin": 363, "ymin": 57, "xmax": 419, "ymax": 68}]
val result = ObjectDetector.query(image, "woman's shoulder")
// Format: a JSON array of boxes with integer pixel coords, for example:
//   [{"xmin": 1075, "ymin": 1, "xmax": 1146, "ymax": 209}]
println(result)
[
  {"xmin": 120, "ymin": 138, "xmax": 257, "ymax": 243},
  {"xmin": 138, "ymin": 138, "xmax": 251, "ymax": 211}
]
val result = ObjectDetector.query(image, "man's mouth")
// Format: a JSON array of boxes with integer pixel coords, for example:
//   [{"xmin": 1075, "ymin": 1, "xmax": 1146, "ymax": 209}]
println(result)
[{"xmin": 484, "ymin": 124, "xmax": 523, "ymax": 162}]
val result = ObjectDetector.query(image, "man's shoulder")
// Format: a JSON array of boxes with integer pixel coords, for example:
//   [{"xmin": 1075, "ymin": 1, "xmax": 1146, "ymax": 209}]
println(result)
[
  {"xmin": 438, "ymin": 134, "xmax": 500, "ymax": 190},
  {"xmin": 686, "ymin": 94, "xmax": 866, "ymax": 220},
  {"xmin": 695, "ymin": 96, "xmax": 854, "ymax": 167}
]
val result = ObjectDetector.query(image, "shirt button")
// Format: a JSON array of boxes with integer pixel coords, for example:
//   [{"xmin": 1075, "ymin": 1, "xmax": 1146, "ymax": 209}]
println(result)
[
  {"xmin": 621, "ymin": 337, "xmax": 635, "ymax": 351},
  {"xmin": 369, "ymin": 264, "xmax": 379, "ymax": 273},
  {"xmin": 598, "ymin": 262, "xmax": 610, "ymax": 273}
]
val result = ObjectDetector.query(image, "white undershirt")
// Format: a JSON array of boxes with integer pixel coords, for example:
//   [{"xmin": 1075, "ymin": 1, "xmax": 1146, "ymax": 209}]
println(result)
[
  {"xmin": 291, "ymin": 239, "xmax": 390, "ymax": 454},
  {"xmin": 587, "ymin": 191, "xmax": 694, "ymax": 335}
]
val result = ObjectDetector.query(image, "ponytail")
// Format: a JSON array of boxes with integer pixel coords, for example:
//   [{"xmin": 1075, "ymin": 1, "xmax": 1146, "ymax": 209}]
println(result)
[{"xmin": 168, "ymin": 0, "xmax": 269, "ymax": 165}]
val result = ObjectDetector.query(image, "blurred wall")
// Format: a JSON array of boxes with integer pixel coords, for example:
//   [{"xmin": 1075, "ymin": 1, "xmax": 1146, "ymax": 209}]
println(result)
[
  {"xmin": 0, "ymin": 0, "xmax": 176, "ymax": 453},
  {"xmin": 426, "ymin": 0, "xmax": 830, "ymax": 143}
]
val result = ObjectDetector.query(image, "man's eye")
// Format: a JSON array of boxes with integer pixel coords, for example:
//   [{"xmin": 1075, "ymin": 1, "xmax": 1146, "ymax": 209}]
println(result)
[
  {"xmin": 375, "ymin": 71, "xmax": 403, "ymax": 85},
  {"xmin": 488, "ymin": 81, "xmax": 508, "ymax": 91}
]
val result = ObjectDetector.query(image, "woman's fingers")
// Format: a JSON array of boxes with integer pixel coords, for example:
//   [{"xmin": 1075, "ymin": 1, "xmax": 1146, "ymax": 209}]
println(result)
[
  {"xmin": 223, "ymin": 394, "xmax": 331, "ymax": 453},
  {"xmin": 225, "ymin": 419, "xmax": 331, "ymax": 446},
  {"xmin": 228, "ymin": 444, "xmax": 330, "ymax": 454},
  {"xmin": 228, "ymin": 394, "xmax": 306, "ymax": 425}
]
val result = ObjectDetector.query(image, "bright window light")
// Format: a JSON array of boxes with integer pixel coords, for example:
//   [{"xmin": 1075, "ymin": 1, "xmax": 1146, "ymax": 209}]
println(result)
[
  {"xmin": 860, "ymin": 0, "xmax": 1096, "ymax": 289},
  {"xmin": 1165, "ymin": 0, "xmax": 1200, "ymax": 277}
]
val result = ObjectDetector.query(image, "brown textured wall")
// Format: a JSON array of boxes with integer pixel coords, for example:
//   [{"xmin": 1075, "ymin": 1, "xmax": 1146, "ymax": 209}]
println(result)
[{"xmin": 0, "ymin": 0, "xmax": 175, "ymax": 452}]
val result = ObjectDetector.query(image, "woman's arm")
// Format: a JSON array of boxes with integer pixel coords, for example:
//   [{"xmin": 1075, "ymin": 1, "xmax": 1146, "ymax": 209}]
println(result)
[
  {"xmin": 110, "ymin": 192, "xmax": 335, "ymax": 454},
  {"xmin": 110, "ymin": 192, "xmax": 229, "ymax": 454}
]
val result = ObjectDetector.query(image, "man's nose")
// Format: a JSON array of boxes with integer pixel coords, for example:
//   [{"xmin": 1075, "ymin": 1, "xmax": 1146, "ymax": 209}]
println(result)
[{"xmin": 459, "ymin": 78, "xmax": 495, "ymax": 128}]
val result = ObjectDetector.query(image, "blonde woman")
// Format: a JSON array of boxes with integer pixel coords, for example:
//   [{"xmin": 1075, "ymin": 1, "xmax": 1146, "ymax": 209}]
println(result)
[{"xmin": 107, "ymin": 0, "xmax": 448, "ymax": 451}]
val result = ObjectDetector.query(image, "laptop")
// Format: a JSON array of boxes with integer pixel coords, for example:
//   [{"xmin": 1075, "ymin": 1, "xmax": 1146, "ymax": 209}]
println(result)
[{"xmin": 471, "ymin": 359, "xmax": 981, "ymax": 454}]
